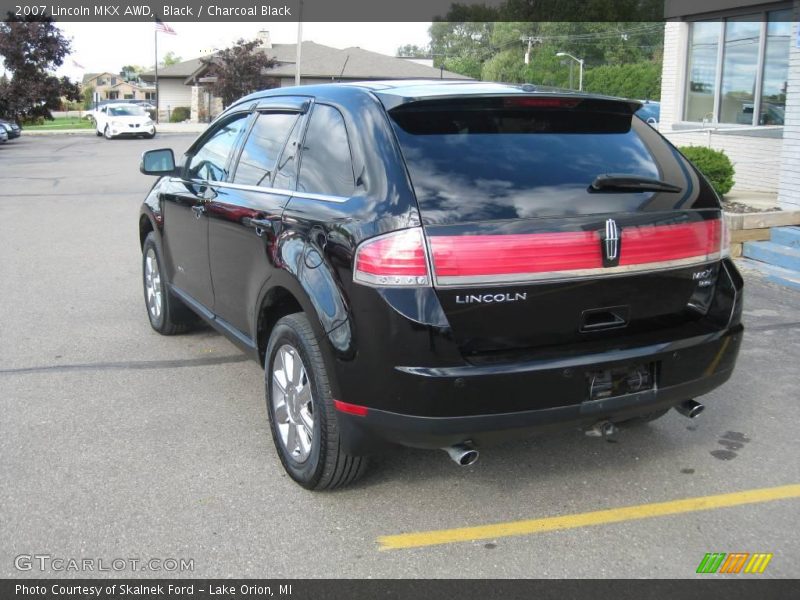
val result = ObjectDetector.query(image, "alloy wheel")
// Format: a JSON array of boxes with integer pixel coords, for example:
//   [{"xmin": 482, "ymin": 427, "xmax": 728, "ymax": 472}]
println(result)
[{"xmin": 271, "ymin": 344, "xmax": 314, "ymax": 463}]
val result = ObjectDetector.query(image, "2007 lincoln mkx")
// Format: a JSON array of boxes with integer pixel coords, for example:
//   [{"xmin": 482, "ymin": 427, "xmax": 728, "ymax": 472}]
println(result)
[{"xmin": 138, "ymin": 81, "xmax": 743, "ymax": 489}]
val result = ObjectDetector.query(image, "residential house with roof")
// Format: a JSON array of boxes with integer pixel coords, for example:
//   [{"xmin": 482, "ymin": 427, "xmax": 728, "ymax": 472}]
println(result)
[
  {"xmin": 82, "ymin": 71, "xmax": 156, "ymax": 103},
  {"xmin": 140, "ymin": 31, "xmax": 470, "ymax": 123}
]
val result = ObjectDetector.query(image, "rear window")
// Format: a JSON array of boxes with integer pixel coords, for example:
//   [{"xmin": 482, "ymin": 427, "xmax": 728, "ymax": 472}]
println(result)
[{"xmin": 389, "ymin": 97, "xmax": 680, "ymax": 224}]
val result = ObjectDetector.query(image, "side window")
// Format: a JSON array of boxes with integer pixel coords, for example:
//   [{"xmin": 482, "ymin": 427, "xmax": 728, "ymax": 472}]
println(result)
[
  {"xmin": 298, "ymin": 105, "xmax": 355, "ymax": 197},
  {"xmin": 272, "ymin": 117, "xmax": 304, "ymax": 191},
  {"xmin": 232, "ymin": 112, "xmax": 298, "ymax": 187},
  {"xmin": 187, "ymin": 113, "xmax": 249, "ymax": 182}
]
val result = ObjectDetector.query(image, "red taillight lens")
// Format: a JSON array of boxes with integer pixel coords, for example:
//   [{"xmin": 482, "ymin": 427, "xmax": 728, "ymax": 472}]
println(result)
[
  {"xmin": 430, "ymin": 231, "xmax": 601, "ymax": 277},
  {"xmin": 353, "ymin": 228, "xmax": 430, "ymax": 287},
  {"xmin": 619, "ymin": 220, "xmax": 722, "ymax": 265}
]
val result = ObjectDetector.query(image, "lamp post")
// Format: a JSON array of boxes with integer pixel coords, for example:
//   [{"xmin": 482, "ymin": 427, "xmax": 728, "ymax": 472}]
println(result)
[{"xmin": 556, "ymin": 52, "xmax": 584, "ymax": 92}]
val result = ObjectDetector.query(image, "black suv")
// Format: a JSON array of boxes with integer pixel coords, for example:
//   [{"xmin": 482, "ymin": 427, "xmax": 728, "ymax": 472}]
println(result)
[{"xmin": 139, "ymin": 81, "xmax": 743, "ymax": 489}]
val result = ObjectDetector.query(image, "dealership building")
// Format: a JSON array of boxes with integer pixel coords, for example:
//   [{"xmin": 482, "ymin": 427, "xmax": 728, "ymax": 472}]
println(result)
[{"xmin": 659, "ymin": 0, "xmax": 799, "ymax": 209}]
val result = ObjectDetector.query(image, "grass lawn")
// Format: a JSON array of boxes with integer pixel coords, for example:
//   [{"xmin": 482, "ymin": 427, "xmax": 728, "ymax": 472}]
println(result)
[{"xmin": 24, "ymin": 116, "xmax": 94, "ymax": 131}]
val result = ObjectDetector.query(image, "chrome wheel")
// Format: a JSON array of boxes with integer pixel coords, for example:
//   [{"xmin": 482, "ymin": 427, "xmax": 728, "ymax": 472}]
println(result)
[
  {"xmin": 144, "ymin": 248, "xmax": 162, "ymax": 321},
  {"xmin": 104, "ymin": 125, "xmax": 112, "ymax": 140},
  {"xmin": 271, "ymin": 344, "xmax": 314, "ymax": 463}
]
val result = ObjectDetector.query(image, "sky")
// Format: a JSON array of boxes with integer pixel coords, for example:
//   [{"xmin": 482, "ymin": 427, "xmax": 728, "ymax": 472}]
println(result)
[{"xmin": 52, "ymin": 22, "xmax": 432, "ymax": 79}]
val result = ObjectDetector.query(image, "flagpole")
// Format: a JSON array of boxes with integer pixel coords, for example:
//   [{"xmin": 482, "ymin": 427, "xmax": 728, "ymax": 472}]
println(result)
[{"xmin": 154, "ymin": 25, "xmax": 159, "ymax": 124}]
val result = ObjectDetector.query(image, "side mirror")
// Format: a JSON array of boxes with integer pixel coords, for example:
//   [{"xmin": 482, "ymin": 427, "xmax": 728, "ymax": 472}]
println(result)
[{"xmin": 140, "ymin": 148, "xmax": 177, "ymax": 176}]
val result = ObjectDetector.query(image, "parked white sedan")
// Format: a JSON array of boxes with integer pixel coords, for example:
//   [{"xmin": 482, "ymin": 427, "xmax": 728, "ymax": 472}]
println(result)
[{"xmin": 94, "ymin": 104, "xmax": 156, "ymax": 140}]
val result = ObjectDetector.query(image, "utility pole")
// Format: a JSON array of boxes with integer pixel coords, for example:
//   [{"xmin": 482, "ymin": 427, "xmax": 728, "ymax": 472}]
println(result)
[
  {"xmin": 294, "ymin": 0, "xmax": 303, "ymax": 86},
  {"xmin": 521, "ymin": 36, "xmax": 542, "ymax": 66}
]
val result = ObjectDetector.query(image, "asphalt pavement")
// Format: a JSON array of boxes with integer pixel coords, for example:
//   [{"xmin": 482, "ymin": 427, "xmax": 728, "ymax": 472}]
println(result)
[{"xmin": 1, "ymin": 134, "xmax": 799, "ymax": 578}]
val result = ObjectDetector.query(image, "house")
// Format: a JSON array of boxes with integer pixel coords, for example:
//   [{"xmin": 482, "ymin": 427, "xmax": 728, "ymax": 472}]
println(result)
[
  {"xmin": 82, "ymin": 72, "xmax": 156, "ymax": 103},
  {"xmin": 659, "ymin": 0, "xmax": 799, "ymax": 209},
  {"xmin": 139, "ymin": 31, "xmax": 470, "ymax": 123}
]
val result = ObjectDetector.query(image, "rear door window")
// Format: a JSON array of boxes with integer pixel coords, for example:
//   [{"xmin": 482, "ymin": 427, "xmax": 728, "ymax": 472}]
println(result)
[
  {"xmin": 233, "ymin": 112, "xmax": 299, "ymax": 187},
  {"xmin": 297, "ymin": 104, "xmax": 355, "ymax": 197}
]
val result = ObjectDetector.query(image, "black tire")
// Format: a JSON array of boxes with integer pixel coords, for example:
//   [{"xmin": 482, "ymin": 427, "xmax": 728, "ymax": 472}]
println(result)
[
  {"xmin": 146, "ymin": 130, "xmax": 156, "ymax": 139},
  {"xmin": 265, "ymin": 313, "xmax": 368, "ymax": 490},
  {"xmin": 95, "ymin": 129, "xmax": 102, "ymax": 137},
  {"xmin": 141, "ymin": 233, "xmax": 195, "ymax": 335},
  {"xmin": 617, "ymin": 407, "xmax": 670, "ymax": 427}
]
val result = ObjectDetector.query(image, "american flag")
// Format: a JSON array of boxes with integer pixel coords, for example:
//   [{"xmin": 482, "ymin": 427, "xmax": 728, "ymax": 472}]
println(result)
[{"xmin": 155, "ymin": 19, "xmax": 176, "ymax": 35}]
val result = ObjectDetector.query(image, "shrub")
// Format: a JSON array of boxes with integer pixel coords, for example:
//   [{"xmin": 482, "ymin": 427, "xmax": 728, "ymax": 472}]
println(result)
[
  {"xmin": 678, "ymin": 146, "xmax": 735, "ymax": 197},
  {"xmin": 170, "ymin": 106, "xmax": 191, "ymax": 123},
  {"xmin": 583, "ymin": 61, "xmax": 662, "ymax": 100}
]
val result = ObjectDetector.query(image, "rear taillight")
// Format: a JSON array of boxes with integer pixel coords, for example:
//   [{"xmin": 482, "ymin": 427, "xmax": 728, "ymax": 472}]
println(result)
[
  {"xmin": 353, "ymin": 228, "xmax": 430, "ymax": 287},
  {"xmin": 619, "ymin": 219, "xmax": 724, "ymax": 266}
]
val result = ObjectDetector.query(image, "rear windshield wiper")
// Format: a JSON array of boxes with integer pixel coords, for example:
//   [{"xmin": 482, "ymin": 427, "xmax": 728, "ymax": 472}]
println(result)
[{"xmin": 590, "ymin": 174, "xmax": 682, "ymax": 193}]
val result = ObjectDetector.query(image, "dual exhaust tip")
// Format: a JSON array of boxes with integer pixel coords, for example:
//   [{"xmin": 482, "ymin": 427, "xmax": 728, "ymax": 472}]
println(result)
[
  {"xmin": 443, "ymin": 443, "xmax": 479, "ymax": 466},
  {"xmin": 442, "ymin": 400, "xmax": 704, "ymax": 466}
]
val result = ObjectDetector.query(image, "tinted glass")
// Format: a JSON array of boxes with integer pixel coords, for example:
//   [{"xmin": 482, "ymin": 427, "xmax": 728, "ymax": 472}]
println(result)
[
  {"xmin": 187, "ymin": 113, "xmax": 249, "ymax": 182},
  {"xmin": 390, "ymin": 100, "xmax": 677, "ymax": 224},
  {"xmin": 685, "ymin": 21, "xmax": 720, "ymax": 122},
  {"xmin": 719, "ymin": 16, "xmax": 760, "ymax": 124},
  {"xmin": 233, "ymin": 112, "xmax": 298, "ymax": 187},
  {"xmin": 272, "ymin": 117, "xmax": 305, "ymax": 191},
  {"xmin": 759, "ymin": 10, "xmax": 791, "ymax": 125},
  {"xmin": 298, "ymin": 105, "xmax": 355, "ymax": 197}
]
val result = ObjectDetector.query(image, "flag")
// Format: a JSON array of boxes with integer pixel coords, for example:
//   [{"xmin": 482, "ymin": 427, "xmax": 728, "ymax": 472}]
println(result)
[
  {"xmin": 72, "ymin": 59, "xmax": 85, "ymax": 69},
  {"xmin": 155, "ymin": 19, "xmax": 176, "ymax": 35}
]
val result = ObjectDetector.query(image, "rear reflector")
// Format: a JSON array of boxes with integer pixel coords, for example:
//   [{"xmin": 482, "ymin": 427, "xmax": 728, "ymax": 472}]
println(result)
[
  {"xmin": 354, "ymin": 228, "xmax": 430, "ymax": 287},
  {"xmin": 429, "ymin": 218, "xmax": 724, "ymax": 285},
  {"xmin": 333, "ymin": 400, "xmax": 369, "ymax": 417}
]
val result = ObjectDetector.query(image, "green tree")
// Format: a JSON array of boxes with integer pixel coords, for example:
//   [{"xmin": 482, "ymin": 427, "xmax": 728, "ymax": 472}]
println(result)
[
  {"xmin": 82, "ymin": 85, "xmax": 95, "ymax": 110},
  {"xmin": 160, "ymin": 51, "xmax": 182, "ymax": 67},
  {"xmin": 583, "ymin": 61, "xmax": 661, "ymax": 99},
  {"xmin": 0, "ymin": 14, "xmax": 80, "ymax": 121},
  {"xmin": 397, "ymin": 44, "xmax": 429, "ymax": 58},
  {"xmin": 200, "ymin": 39, "xmax": 278, "ymax": 107}
]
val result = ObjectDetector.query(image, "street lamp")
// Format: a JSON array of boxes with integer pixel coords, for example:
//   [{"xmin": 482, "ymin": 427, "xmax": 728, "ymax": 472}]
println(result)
[{"xmin": 556, "ymin": 52, "xmax": 584, "ymax": 92}]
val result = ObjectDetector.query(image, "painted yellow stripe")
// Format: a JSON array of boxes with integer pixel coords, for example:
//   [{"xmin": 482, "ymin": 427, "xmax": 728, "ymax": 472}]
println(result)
[{"xmin": 378, "ymin": 483, "xmax": 800, "ymax": 550}]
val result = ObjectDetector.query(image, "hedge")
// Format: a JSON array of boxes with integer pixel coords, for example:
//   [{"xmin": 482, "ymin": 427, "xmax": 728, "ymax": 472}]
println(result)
[
  {"xmin": 678, "ymin": 146, "xmax": 735, "ymax": 197},
  {"xmin": 169, "ymin": 106, "xmax": 191, "ymax": 123}
]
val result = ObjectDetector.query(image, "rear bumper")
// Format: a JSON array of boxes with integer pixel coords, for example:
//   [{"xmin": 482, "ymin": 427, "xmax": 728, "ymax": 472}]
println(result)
[{"xmin": 337, "ymin": 324, "xmax": 742, "ymax": 452}]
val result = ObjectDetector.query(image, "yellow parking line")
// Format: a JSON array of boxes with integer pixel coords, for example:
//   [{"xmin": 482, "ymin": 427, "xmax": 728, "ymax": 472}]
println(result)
[{"xmin": 378, "ymin": 483, "xmax": 800, "ymax": 550}]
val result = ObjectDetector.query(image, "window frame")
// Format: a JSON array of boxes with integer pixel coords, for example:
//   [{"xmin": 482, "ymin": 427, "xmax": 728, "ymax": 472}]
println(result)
[
  {"xmin": 183, "ymin": 108, "xmax": 255, "ymax": 183},
  {"xmin": 229, "ymin": 109, "xmax": 304, "ymax": 189},
  {"xmin": 296, "ymin": 102, "xmax": 357, "ymax": 199},
  {"xmin": 682, "ymin": 4, "xmax": 792, "ymax": 127}
]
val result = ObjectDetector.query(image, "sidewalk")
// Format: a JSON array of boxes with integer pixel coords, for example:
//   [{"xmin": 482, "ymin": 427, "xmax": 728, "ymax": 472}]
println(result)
[{"xmin": 24, "ymin": 122, "xmax": 207, "ymax": 136}]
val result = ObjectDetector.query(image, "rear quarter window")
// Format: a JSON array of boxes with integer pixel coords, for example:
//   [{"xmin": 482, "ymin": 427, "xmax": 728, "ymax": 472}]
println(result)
[{"xmin": 298, "ymin": 104, "xmax": 356, "ymax": 197}]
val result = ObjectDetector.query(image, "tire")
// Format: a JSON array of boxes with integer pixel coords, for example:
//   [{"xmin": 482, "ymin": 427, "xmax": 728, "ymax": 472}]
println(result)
[
  {"xmin": 104, "ymin": 125, "xmax": 113, "ymax": 140},
  {"xmin": 146, "ymin": 130, "xmax": 156, "ymax": 139},
  {"xmin": 265, "ymin": 314, "xmax": 368, "ymax": 490},
  {"xmin": 95, "ymin": 129, "xmax": 102, "ymax": 137},
  {"xmin": 617, "ymin": 407, "xmax": 670, "ymax": 427},
  {"xmin": 141, "ymin": 233, "xmax": 195, "ymax": 335}
]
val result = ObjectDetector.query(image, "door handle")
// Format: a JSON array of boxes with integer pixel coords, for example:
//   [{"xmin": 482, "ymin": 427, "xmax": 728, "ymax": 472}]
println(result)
[
  {"xmin": 249, "ymin": 216, "xmax": 281, "ymax": 237},
  {"xmin": 580, "ymin": 306, "xmax": 630, "ymax": 333},
  {"xmin": 191, "ymin": 204, "xmax": 205, "ymax": 219}
]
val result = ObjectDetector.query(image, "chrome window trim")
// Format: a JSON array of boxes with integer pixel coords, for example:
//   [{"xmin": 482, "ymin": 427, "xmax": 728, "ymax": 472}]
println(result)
[{"xmin": 207, "ymin": 179, "xmax": 351, "ymax": 203}]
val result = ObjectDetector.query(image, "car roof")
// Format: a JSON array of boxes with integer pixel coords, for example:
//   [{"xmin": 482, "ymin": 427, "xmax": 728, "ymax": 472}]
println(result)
[{"xmin": 232, "ymin": 80, "xmax": 641, "ymax": 112}]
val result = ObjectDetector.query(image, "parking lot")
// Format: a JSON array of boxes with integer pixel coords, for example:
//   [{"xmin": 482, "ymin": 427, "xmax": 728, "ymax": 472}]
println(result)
[{"xmin": 1, "ymin": 134, "xmax": 799, "ymax": 578}]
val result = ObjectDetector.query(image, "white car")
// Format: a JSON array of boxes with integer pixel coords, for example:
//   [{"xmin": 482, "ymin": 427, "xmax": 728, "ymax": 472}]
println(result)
[{"xmin": 94, "ymin": 103, "xmax": 156, "ymax": 140}]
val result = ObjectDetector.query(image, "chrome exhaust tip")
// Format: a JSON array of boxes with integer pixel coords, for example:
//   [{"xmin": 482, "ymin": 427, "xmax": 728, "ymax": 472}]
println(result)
[
  {"xmin": 675, "ymin": 399, "xmax": 705, "ymax": 419},
  {"xmin": 585, "ymin": 420, "xmax": 617, "ymax": 437},
  {"xmin": 443, "ymin": 443, "xmax": 479, "ymax": 466}
]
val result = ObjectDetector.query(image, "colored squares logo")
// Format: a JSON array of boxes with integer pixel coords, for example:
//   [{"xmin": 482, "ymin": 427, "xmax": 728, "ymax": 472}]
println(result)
[{"xmin": 697, "ymin": 552, "xmax": 773, "ymax": 574}]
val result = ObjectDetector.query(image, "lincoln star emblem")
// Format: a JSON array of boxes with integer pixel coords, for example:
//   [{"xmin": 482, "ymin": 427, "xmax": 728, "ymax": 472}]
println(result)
[{"xmin": 601, "ymin": 219, "xmax": 621, "ymax": 267}]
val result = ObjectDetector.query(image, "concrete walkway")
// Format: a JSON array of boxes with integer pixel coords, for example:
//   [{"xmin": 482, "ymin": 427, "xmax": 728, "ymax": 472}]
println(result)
[{"xmin": 23, "ymin": 122, "xmax": 207, "ymax": 136}]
